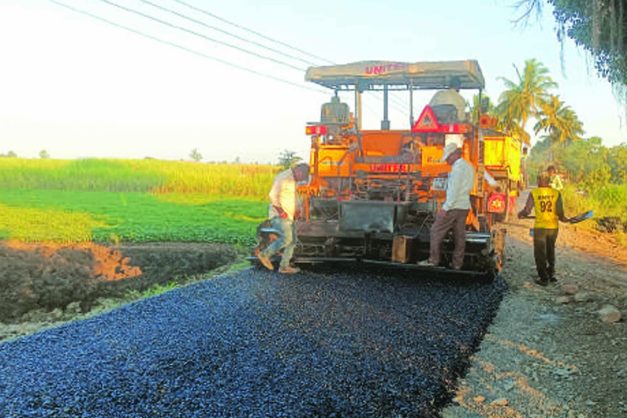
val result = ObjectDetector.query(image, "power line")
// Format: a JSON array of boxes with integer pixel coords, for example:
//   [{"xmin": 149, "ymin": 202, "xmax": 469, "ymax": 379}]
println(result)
[
  {"xmin": 97, "ymin": 0, "xmax": 307, "ymax": 72},
  {"xmin": 49, "ymin": 0, "xmax": 325, "ymax": 94},
  {"xmin": 138, "ymin": 0, "xmax": 318, "ymax": 67},
  {"xmin": 364, "ymin": 91, "xmax": 409, "ymax": 121},
  {"xmin": 154, "ymin": 1, "xmax": 410, "ymax": 118},
  {"xmin": 389, "ymin": 91, "xmax": 410, "ymax": 115},
  {"xmin": 172, "ymin": 0, "xmax": 335, "ymax": 65},
  {"xmin": 54, "ymin": 1, "xmax": 410, "ymax": 120}
]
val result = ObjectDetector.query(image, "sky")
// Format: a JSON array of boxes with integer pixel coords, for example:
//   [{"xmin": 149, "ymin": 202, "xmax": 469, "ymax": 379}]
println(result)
[{"xmin": 0, "ymin": 0, "xmax": 625, "ymax": 163}]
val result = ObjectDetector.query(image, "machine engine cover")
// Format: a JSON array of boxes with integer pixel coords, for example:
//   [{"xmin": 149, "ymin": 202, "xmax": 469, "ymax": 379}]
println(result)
[{"xmin": 339, "ymin": 201, "xmax": 408, "ymax": 232}]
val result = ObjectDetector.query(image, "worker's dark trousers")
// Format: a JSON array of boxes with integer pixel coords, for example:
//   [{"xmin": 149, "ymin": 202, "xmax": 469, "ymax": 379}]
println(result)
[
  {"xmin": 533, "ymin": 228, "xmax": 559, "ymax": 281},
  {"xmin": 429, "ymin": 209, "xmax": 469, "ymax": 269}
]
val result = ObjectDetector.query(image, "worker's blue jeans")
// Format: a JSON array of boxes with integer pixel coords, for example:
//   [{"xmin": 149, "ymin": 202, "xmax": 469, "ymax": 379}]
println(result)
[{"xmin": 260, "ymin": 217, "xmax": 296, "ymax": 269}]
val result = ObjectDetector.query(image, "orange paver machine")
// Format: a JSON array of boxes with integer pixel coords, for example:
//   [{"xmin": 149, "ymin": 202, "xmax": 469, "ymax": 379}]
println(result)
[{"xmin": 292, "ymin": 60, "xmax": 505, "ymax": 276}]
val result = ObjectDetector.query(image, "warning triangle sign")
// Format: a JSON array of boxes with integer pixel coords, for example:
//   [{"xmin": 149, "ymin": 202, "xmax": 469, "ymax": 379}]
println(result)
[{"xmin": 412, "ymin": 105, "xmax": 440, "ymax": 132}]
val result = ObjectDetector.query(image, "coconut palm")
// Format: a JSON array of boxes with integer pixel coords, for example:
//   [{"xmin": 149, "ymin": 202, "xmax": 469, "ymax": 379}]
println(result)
[
  {"xmin": 469, "ymin": 93, "xmax": 494, "ymax": 124},
  {"xmin": 496, "ymin": 59, "xmax": 558, "ymax": 140},
  {"xmin": 534, "ymin": 94, "xmax": 584, "ymax": 161},
  {"xmin": 534, "ymin": 95, "xmax": 584, "ymax": 144}
]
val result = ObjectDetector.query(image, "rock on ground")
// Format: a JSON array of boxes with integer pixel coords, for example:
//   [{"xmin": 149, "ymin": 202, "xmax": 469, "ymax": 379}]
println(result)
[{"xmin": 598, "ymin": 305, "xmax": 621, "ymax": 323}]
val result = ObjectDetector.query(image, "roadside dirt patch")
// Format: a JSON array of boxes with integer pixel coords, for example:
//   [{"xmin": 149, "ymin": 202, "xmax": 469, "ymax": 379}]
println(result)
[
  {"xmin": 444, "ymin": 195, "xmax": 627, "ymax": 418},
  {"xmin": 0, "ymin": 241, "xmax": 237, "ymax": 324}
]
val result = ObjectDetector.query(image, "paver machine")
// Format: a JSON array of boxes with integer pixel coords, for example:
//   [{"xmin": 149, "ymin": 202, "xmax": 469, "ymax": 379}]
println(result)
[{"xmin": 258, "ymin": 60, "xmax": 506, "ymax": 277}]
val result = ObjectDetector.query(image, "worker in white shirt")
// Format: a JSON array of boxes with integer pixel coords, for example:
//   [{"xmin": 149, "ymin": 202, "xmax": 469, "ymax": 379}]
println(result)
[
  {"xmin": 483, "ymin": 169, "xmax": 498, "ymax": 189},
  {"xmin": 419, "ymin": 143, "xmax": 476, "ymax": 270},
  {"xmin": 257, "ymin": 163, "xmax": 310, "ymax": 274}
]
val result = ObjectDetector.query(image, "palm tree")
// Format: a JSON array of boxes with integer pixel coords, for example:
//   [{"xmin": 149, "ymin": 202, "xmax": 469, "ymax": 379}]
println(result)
[
  {"xmin": 534, "ymin": 94, "xmax": 584, "ymax": 160},
  {"xmin": 469, "ymin": 93, "xmax": 494, "ymax": 124},
  {"xmin": 534, "ymin": 95, "xmax": 584, "ymax": 144},
  {"xmin": 496, "ymin": 59, "xmax": 558, "ymax": 141}
]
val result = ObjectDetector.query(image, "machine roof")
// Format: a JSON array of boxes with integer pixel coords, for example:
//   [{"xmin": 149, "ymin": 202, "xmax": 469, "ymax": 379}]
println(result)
[{"xmin": 305, "ymin": 60, "xmax": 485, "ymax": 91}]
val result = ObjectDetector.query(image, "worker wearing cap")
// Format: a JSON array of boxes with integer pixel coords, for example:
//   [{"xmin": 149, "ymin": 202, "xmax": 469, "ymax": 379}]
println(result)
[
  {"xmin": 518, "ymin": 173, "xmax": 570, "ymax": 285},
  {"xmin": 419, "ymin": 143, "xmax": 475, "ymax": 270},
  {"xmin": 547, "ymin": 165, "xmax": 564, "ymax": 191},
  {"xmin": 257, "ymin": 163, "xmax": 310, "ymax": 274}
]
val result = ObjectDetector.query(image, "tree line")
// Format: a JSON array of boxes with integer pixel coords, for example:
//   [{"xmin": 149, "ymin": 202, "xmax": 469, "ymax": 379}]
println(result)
[{"xmin": 471, "ymin": 57, "xmax": 625, "ymax": 191}]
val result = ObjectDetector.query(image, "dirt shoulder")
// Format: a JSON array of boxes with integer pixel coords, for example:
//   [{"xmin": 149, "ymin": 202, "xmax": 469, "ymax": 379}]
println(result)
[
  {"xmin": 443, "ymin": 214, "xmax": 627, "ymax": 417},
  {"xmin": 0, "ymin": 242, "xmax": 241, "ymax": 341}
]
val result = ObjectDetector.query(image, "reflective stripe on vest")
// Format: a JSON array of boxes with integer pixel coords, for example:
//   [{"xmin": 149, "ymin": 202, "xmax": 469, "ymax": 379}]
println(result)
[{"xmin": 532, "ymin": 187, "xmax": 559, "ymax": 229}]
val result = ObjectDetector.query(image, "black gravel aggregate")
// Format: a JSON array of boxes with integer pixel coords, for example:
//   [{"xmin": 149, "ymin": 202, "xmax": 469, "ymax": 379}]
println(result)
[{"xmin": 0, "ymin": 267, "xmax": 506, "ymax": 417}]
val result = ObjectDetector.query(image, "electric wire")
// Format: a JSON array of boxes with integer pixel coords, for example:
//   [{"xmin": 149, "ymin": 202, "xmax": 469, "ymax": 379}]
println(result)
[
  {"xmin": 172, "ymin": 0, "xmax": 335, "ymax": 65},
  {"xmin": 97, "ymin": 0, "xmax": 307, "ymax": 72},
  {"xmin": 138, "ymin": 0, "xmax": 319, "ymax": 67},
  {"xmin": 167, "ymin": 1, "xmax": 409, "ymax": 119},
  {"xmin": 144, "ymin": 0, "xmax": 410, "ymax": 118},
  {"xmin": 49, "ymin": 0, "xmax": 325, "ymax": 94},
  {"xmin": 55, "ymin": 0, "xmax": 411, "ymax": 120}
]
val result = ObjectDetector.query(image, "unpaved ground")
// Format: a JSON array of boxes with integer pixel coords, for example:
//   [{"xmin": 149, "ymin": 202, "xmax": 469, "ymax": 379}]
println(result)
[
  {"xmin": 444, "ymin": 204, "xmax": 626, "ymax": 417},
  {"xmin": 0, "ymin": 242, "xmax": 238, "ymax": 340},
  {"xmin": 1, "ymin": 204, "xmax": 625, "ymax": 416}
]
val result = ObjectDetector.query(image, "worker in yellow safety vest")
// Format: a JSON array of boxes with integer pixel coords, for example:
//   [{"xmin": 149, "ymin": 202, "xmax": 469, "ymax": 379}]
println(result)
[
  {"xmin": 547, "ymin": 165, "xmax": 564, "ymax": 191},
  {"xmin": 518, "ymin": 173, "xmax": 571, "ymax": 286}
]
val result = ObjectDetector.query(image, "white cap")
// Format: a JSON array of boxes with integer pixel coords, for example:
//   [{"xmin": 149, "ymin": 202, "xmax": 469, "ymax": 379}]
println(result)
[{"xmin": 440, "ymin": 142, "xmax": 459, "ymax": 162}]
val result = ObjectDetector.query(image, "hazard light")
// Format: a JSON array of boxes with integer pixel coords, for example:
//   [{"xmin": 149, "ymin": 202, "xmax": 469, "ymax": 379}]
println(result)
[{"xmin": 305, "ymin": 125, "xmax": 328, "ymax": 135}]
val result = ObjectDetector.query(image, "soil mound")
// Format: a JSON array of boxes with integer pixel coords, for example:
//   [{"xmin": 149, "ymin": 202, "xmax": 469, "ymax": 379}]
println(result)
[{"xmin": 0, "ymin": 241, "xmax": 236, "ymax": 322}]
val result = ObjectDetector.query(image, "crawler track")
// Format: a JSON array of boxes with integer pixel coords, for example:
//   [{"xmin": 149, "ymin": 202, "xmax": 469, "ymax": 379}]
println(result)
[{"xmin": 0, "ymin": 267, "xmax": 506, "ymax": 417}]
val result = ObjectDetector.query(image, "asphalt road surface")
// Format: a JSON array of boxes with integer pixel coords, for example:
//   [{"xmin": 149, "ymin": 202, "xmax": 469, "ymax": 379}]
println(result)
[{"xmin": 0, "ymin": 266, "xmax": 506, "ymax": 417}]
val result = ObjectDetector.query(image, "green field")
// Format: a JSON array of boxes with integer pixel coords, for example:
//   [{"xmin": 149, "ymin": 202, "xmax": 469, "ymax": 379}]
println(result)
[
  {"xmin": 0, "ymin": 158, "xmax": 274, "ymax": 244},
  {"xmin": 0, "ymin": 158, "xmax": 277, "ymax": 196}
]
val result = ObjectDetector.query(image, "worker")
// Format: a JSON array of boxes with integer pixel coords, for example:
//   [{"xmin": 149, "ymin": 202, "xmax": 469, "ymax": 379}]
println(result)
[
  {"xmin": 419, "ymin": 143, "xmax": 475, "ymax": 270},
  {"xmin": 429, "ymin": 77, "xmax": 466, "ymax": 123},
  {"xmin": 257, "ymin": 163, "xmax": 310, "ymax": 274},
  {"xmin": 485, "ymin": 170, "xmax": 506, "ymax": 223},
  {"xmin": 484, "ymin": 169, "xmax": 498, "ymax": 189},
  {"xmin": 508, "ymin": 186, "xmax": 519, "ymax": 218},
  {"xmin": 518, "ymin": 173, "xmax": 571, "ymax": 286},
  {"xmin": 547, "ymin": 165, "xmax": 563, "ymax": 191}
]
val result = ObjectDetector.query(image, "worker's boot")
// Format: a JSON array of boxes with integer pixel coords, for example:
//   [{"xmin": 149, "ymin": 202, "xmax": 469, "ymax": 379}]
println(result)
[
  {"xmin": 417, "ymin": 259, "xmax": 437, "ymax": 267},
  {"xmin": 279, "ymin": 266, "xmax": 300, "ymax": 274},
  {"xmin": 257, "ymin": 253, "xmax": 274, "ymax": 271}
]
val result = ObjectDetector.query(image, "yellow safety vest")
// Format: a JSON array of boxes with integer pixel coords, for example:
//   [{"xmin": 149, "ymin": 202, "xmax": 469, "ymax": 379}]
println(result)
[{"xmin": 532, "ymin": 187, "xmax": 559, "ymax": 229}]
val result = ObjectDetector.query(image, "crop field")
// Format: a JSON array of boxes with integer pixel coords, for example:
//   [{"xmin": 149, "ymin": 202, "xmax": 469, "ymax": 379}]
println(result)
[
  {"xmin": 0, "ymin": 158, "xmax": 275, "ymax": 245},
  {"xmin": 0, "ymin": 158, "xmax": 277, "ymax": 195},
  {"xmin": 0, "ymin": 158, "xmax": 274, "ymax": 325}
]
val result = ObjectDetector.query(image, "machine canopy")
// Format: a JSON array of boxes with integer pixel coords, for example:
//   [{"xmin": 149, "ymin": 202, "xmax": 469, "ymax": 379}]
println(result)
[{"xmin": 305, "ymin": 60, "xmax": 485, "ymax": 91}]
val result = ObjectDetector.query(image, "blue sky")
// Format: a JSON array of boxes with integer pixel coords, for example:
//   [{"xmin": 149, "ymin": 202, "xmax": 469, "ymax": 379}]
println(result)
[{"xmin": 0, "ymin": 0, "xmax": 624, "ymax": 162}]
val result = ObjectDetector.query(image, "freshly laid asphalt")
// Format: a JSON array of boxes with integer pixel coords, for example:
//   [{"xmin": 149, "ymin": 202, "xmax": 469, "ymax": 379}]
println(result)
[{"xmin": 0, "ymin": 266, "xmax": 506, "ymax": 417}]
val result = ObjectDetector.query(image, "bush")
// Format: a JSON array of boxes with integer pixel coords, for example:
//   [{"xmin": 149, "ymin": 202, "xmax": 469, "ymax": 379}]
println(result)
[{"xmin": 561, "ymin": 184, "xmax": 627, "ymax": 231}]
